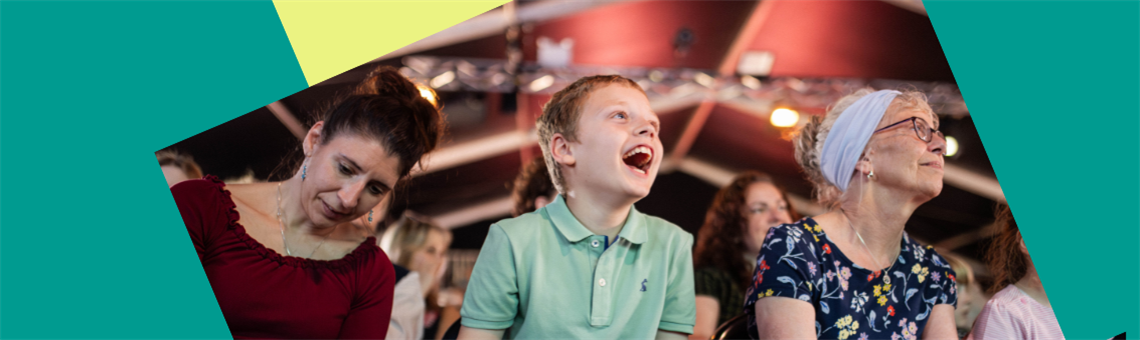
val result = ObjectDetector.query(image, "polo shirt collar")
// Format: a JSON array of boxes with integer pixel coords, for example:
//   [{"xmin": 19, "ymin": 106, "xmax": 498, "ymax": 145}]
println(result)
[{"xmin": 545, "ymin": 194, "xmax": 648, "ymax": 245}]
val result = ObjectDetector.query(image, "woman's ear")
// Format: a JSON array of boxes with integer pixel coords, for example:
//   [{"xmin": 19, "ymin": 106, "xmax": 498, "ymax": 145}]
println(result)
[
  {"xmin": 854, "ymin": 156, "xmax": 874, "ymax": 178},
  {"xmin": 303, "ymin": 122, "xmax": 325, "ymax": 157},
  {"xmin": 549, "ymin": 133, "xmax": 575, "ymax": 167}
]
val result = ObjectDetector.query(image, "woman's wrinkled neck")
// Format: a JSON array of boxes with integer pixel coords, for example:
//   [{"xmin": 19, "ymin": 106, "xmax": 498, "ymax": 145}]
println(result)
[{"xmin": 837, "ymin": 179, "xmax": 915, "ymax": 253}]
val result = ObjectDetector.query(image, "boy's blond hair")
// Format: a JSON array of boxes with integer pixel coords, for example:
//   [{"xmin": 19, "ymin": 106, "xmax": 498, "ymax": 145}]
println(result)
[{"xmin": 536, "ymin": 75, "xmax": 645, "ymax": 194}]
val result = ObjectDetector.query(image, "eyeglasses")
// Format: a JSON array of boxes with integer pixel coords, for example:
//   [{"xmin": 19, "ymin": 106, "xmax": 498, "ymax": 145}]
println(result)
[{"xmin": 874, "ymin": 117, "xmax": 944, "ymax": 143}]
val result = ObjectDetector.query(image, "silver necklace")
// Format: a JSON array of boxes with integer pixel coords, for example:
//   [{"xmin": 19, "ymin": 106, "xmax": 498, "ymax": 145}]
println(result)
[
  {"xmin": 842, "ymin": 210, "xmax": 887, "ymax": 271},
  {"xmin": 276, "ymin": 182, "xmax": 332, "ymax": 258}
]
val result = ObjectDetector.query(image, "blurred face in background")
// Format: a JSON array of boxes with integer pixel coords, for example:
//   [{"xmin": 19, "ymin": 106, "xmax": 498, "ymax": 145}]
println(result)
[
  {"xmin": 742, "ymin": 182, "xmax": 793, "ymax": 254},
  {"xmin": 410, "ymin": 228, "xmax": 452, "ymax": 297}
]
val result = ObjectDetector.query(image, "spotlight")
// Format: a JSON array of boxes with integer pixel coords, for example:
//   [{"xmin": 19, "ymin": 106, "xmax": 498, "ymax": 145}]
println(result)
[
  {"xmin": 945, "ymin": 136, "xmax": 959, "ymax": 157},
  {"xmin": 770, "ymin": 108, "xmax": 799, "ymax": 128}
]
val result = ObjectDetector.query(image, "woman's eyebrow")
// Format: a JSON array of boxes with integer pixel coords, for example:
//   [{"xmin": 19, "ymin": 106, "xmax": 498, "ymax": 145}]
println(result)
[{"xmin": 338, "ymin": 153, "xmax": 364, "ymax": 171}]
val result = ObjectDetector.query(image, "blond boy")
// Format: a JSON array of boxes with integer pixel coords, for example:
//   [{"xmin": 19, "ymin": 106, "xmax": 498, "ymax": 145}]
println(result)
[{"xmin": 458, "ymin": 75, "xmax": 696, "ymax": 339}]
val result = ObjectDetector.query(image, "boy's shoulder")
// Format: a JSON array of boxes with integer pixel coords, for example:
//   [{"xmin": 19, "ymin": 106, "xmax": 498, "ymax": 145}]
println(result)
[
  {"xmin": 490, "ymin": 208, "xmax": 556, "ymax": 238},
  {"xmin": 634, "ymin": 211, "xmax": 693, "ymax": 250}
]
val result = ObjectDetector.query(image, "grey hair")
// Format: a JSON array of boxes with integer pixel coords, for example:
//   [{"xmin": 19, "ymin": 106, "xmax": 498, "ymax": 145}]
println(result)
[{"xmin": 792, "ymin": 88, "xmax": 935, "ymax": 209}]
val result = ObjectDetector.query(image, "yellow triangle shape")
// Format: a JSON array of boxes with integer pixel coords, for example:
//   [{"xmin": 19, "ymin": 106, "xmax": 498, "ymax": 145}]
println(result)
[{"xmin": 274, "ymin": 1, "xmax": 508, "ymax": 86}]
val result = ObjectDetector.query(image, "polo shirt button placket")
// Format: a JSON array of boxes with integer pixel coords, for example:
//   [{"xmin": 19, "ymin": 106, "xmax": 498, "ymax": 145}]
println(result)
[
  {"xmin": 591, "ymin": 240, "xmax": 600, "ymax": 248},
  {"xmin": 599, "ymin": 278, "xmax": 606, "ymax": 287}
]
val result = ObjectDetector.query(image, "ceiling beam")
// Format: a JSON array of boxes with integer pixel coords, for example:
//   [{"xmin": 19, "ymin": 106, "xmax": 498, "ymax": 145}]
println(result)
[
  {"xmin": 416, "ymin": 93, "xmax": 703, "ymax": 176},
  {"xmin": 881, "ymin": 0, "xmax": 927, "ymax": 16},
  {"xmin": 374, "ymin": 0, "xmax": 625, "ymax": 62},
  {"xmin": 944, "ymin": 163, "xmax": 1006, "ymax": 203},
  {"xmin": 432, "ymin": 194, "xmax": 514, "ymax": 229},
  {"xmin": 664, "ymin": 0, "xmax": 776, "ymax": 171},
  {"xmin": 266, "ymin": 101, "xmax": 306, "ymax": 140},
  {"xmin": 675, "ymin": 157, "xmax": 825, "ymax": 217},
  {"xmin": 935, "ymin": 222, "xmax": 998, "ymax": 251},
  {"xmin": 413, "ymin": 130, "xmax": 538, "ymax": 176}
]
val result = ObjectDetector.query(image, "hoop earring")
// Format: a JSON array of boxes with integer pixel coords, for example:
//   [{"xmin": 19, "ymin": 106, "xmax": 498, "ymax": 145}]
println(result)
[{"xmin": 368, "ymin": 210, "xmax": 373, "ymax": 223}]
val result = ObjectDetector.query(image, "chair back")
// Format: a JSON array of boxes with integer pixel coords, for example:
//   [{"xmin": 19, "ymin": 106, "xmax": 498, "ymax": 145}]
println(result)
[
  {"xmin": 441, "ymin": 317, "xmax": 462, "ymax": 340},
  {"xmin": 712, "ymin": 314, "xmax": 751, "ymax": 340}
]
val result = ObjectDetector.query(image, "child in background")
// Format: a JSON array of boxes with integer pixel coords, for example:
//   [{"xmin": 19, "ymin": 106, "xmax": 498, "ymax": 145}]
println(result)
[
  {"xmin": 458, "ymin": 75, "xmax": 695, "ymax": 339},
  {"xmin": 969, "ymin": 205, "xmax": 1063, "ymax": 340},
  {"xmin": 509, "ymin": 156, "xmax": 558, "ymax": 217}
]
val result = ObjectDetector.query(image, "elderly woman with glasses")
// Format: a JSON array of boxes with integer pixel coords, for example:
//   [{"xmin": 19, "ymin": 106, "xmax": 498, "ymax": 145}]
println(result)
[{"xmin": 743, "ymin": 89, "xmax": 958, "ymax": 340}]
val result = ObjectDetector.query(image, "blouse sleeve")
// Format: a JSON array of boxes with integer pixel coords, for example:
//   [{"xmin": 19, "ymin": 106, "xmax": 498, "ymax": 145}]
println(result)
[
  {"xmin": 970, "ymin": 299, "xmax": 1023, "ymax": 340},
  {"xmin": 170, "ymin": 178, "xmax": 230, "ymax": 262},
  {"xmin": 460, "ymin": 224, "xmax": 520, "ymax": 330},
  {"xmin": 744, "ymin": 225, "xmax": 817, "ymax": 309},
  {"xmin": 337, "ymin": 247, "xmax": 396, "ymax": 339}
]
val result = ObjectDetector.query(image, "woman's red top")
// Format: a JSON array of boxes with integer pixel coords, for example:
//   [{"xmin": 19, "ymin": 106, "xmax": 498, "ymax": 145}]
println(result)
[{"xmin": 172, "ymin": 176, "xmax": 394, "ymax": 339}]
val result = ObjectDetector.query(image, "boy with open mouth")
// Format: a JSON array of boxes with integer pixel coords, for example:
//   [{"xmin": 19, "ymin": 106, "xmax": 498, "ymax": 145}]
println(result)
[{"xmin": 457, "ymin": 75, "xmax": 696, "ymax": 339}]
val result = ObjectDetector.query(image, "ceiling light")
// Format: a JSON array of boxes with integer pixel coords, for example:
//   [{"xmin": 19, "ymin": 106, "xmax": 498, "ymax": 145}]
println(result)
[{"xmin": 770, "ymin": 108, "xmax": 799, "ymax": 128}]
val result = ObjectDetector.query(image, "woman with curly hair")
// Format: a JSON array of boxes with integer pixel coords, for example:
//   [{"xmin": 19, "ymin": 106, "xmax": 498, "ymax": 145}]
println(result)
[
  {"xmin": 968, "ymin": 205, "xmax": 1062, "ymax": 339},
  {"xmin": 692, "ymin": 171, "xmax": 799, "ymax": 339}
]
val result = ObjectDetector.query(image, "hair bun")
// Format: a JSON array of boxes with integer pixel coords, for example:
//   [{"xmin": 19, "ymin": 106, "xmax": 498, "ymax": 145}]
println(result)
[{"xmin": 318, "ymin": 65, "xmax": 446, "ymax": 177}]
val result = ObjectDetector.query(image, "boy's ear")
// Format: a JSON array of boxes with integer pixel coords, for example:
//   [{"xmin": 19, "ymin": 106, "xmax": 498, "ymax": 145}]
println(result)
[
  {"xmin": 303, "ymin": 121, "xmax": 325, "ymax": 157},
  {"xmin": 549, "ymin": 133, "xmax": 575, "ymax": 167}
]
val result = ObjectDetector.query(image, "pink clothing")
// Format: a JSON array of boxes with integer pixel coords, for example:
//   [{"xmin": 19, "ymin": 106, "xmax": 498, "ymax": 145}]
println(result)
[{"xmin": 969, "ymin": 285, "xmax": 1064, "ymax": 340}]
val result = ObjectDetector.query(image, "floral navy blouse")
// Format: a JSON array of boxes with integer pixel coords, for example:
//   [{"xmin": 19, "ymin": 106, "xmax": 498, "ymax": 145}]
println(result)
[{"xmin": 743, "ymin": 218, "xmax": 957, "ymax": 340}]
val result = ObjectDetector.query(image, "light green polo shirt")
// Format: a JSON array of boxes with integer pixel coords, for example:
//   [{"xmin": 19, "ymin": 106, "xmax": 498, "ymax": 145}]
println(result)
[{"xmin": 460, "ymin": 195, "xmax": 696, "ymax": 339}]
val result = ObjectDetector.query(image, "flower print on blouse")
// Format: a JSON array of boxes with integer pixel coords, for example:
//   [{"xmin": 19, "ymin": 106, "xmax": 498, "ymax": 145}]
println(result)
[{"xmin": 743, "ymin": 218, "xmax": 957, "ymax": 340}]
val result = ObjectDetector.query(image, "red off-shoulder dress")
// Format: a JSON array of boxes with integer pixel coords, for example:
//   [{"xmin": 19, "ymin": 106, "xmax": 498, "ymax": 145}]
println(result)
[{"xmin": 172, "ymin": 176, "xmax": 394, "ymax": 339}]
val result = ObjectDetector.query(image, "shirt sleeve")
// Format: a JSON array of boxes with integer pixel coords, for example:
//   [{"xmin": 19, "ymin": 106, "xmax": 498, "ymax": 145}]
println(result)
[
  {"xmin": 337, "ymin": 249, "xmax": 396, "ymax": 339},
  {"xmin": 659, "ymin": 232, "xmax": 696, "ymax": 334},
  {"xmin": 744, "ymin": 225, "xmax": 816, "ymax": 309},
  {"xmin": 386, "ymin": 272, "xmax": 425, "ymax": 340},
  {"xmin": 460, "ymin": 224, "xmax": 519, "ymax": 330}
]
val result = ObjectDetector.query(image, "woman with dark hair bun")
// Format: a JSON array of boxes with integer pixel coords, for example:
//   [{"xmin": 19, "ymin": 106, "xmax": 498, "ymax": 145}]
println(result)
[
  {"xmin": 692, "ymin": 171, "xmax": 800, "ymax": 339},
  {"xmin": 170, "ymin": 66, "xmax": 445, "ymax": 339},
  {"xmin": 968, "ymin": 205, "xmax": 1062, "ymax": 340}
]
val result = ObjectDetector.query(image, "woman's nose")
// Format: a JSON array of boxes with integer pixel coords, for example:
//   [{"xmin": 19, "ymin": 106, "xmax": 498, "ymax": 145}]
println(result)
[
  {"xmin": 339, "ymin": 180, "xmax": 367, "ymax": 209},
  {"xmin": 929, "ymin": 133, "xmax": 947, "ymax": 155}
]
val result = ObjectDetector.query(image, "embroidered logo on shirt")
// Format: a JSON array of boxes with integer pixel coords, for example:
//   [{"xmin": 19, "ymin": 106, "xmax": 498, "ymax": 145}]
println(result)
[{"xmin": 641, "ymin": 279, "xmax": 647, "ymax": 292}]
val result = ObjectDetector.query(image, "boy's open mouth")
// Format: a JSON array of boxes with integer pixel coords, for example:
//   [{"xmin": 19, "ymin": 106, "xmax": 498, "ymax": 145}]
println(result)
[{"xmin": 622, "ymin": 146, "xmax": 653, "ymax": 175}]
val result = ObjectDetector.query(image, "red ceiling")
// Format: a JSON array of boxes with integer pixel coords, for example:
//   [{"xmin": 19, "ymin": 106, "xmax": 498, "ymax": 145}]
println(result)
[{"xmin": 752, "ymin": 1, "xmax": 955, "ymax": 81}]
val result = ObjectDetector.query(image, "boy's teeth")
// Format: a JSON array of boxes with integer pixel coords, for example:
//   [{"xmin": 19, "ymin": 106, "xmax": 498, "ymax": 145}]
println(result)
[{"xmin": 623, "ymin": 146, "xmax": 652, "ymax": 158}]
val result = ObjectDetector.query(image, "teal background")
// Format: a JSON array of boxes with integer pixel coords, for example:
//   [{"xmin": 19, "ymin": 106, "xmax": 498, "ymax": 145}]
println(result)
[
  {"xmin": 0, "ymin": 1, "xmax": 1137, "ymax": 339},
  {"xmin": 927, "ymin": 1, "xmax": 1139, "ymax": 338},
  {"xmin": 0, "ymin": 1, "xmax": 306, "ymax": 338}
]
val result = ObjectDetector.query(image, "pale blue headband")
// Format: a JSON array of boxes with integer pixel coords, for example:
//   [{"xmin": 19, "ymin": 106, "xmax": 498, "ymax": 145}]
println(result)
[{"xmin": 820, "ymin": 90, "xmax": 901, "ymax": 192}]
